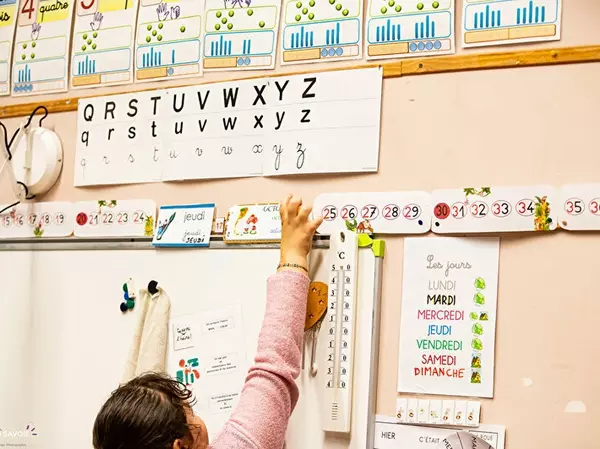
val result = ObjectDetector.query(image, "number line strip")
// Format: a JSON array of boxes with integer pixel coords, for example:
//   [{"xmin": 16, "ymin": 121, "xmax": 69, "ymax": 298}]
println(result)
[{"xmin": 2, "ymin": 45, "xmax": 599, "ymax": 119}]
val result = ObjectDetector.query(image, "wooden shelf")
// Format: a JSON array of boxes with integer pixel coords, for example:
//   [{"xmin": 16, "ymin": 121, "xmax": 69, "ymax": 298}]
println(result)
[{"xmin": 1, "ymin": 44, "xmax": 599, "ymax": 120}]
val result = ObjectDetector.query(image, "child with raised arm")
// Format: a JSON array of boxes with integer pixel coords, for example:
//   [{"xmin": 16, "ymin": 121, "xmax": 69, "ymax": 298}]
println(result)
[{"xmin": 93, "ymin": 194, "xmax": 323, "ymax": 449}]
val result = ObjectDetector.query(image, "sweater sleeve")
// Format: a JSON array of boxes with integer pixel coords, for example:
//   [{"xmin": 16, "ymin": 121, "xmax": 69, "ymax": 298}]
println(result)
[{"xmin": 208, "ymin": 270, "xmax": 309, "ymax": 449}]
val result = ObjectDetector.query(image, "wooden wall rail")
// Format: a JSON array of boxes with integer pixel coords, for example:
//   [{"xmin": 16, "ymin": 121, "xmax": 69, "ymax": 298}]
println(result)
[{"xmin": 1, "ymin": 44, "xmax": 599, "ymax": 120}]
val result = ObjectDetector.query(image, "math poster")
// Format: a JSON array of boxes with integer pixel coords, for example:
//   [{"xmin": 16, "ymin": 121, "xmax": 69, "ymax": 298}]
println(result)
[
  {"xmin": 365, "ymin": 0, "xmax": 455, "ymax": 60},
  {"xmin": 134, "ymin": 0, "xmax": 203, "ymax": 82},
  {"xmin": 12, "ymin": 0, "xmax": 75, "ymax": 96},
  {"xmin": 70, "ymin": 0, "xmax": 140, "ymax": 89},
  {"xmin": 461, "ymin": 0, "xmax": 562, "ymax": 48},
  {"xmin": 397, "ymin": 237, "xmax": 499, "ymax": 398},
  {"xmin": 279, "ymin": 0, "xmax": 363, "ymax": 65},
  {"xmin": 0, "ymin": 0, "xmax": 18, "ymax": 95},
  {"xmin": 203, "ymin": 0, "xmax": 281, "ymax": 71}
]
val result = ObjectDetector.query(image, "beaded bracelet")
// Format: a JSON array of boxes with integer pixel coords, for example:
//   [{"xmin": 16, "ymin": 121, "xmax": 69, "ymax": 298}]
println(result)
[{"xmin": 277, "ymin": 263, "xmax": 308, "ymax": 273}]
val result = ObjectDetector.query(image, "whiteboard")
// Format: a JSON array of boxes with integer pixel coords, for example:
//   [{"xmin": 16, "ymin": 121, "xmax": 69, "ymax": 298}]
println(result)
[{"xmin": 0, "ymin": 242, "xmax": 381, "ymax": 449}]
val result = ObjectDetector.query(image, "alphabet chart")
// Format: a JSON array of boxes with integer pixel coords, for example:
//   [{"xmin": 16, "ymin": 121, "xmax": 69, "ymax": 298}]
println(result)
[
  {"xmin": 74, "ymin": 68, "xmax": 383, "ymax": 185},
  {"xmin": 134, "ymin": 0, "xmax": 204, "ymax": 82},
  {"xmin": 73, "ymin": 199, "xmax": 156, "ymax": 237},
  {"xmin": 70, "ymin": 0, "xmax": 140, "ymax": 89},
  {"xmin": 0, "ymin": 0, "xmax": 18, "ymax": 95},
  {"xmin": 366, "ymin": 0, "xmax": 455, "ymax": 60},
  {"xmin": 398, "ymin": 237, "xmax": 499, "ymax": 398},
  {"xmin": 0, "ymin": 201, "xmax": 74, "ymax": 237},
  {"xmin": 431, "ymin": 185, "xmax": 558, "ymax": 233},
  {"xmin": 12, "ymin": 0, "xmax": 75, "ymax": 95},
  {"xmin": 203, "ymin": 0, "xmax": 281, "ymax": 71},
  {"xmin": 280, "ymin": 0, "xmax": 362, "ymax": 65},
  {"xmin": 558, "ymin": 184, "xmax": 600, "ymax": 231},
  {"xmin": 313, "ymin": 191, "xmax": 432, "ymax": 235},
  {"xmin": 461, "ymin": 0, "xmax": 562, "ymax": 48}
]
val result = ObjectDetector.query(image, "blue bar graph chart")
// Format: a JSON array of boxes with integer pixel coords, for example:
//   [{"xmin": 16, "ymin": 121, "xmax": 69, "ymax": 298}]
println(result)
[
  {"xmin": 414, "ymin": 15, "xmax": 436, "ymax": 39},
  {"xmin": 325, "ymin": 23, "xmax": 341, "ymax": 45},
  {"xmin": 77, "ymin": 55, "xmax": 97, "ymax": 75},
  {"xmin": 242, "ymin": 39, "xmax": 252, "ymax": 55},
  {"xmin": 141, "ymin": 47, "xmax": 163, "ymax": 68},
  {"xmin": 210, "ymin": 35, "xmax": 234, "ymax": 56},
  {"xmin": 473, "ymin": 4, "xmax": 502, "ymax": 28},
  {"xmin": 290, "ymin": 26, "xmax": 315, "ymax": 49},
  {"xmin": 516, "ymin": 0, "xmax": 546, "ymax": 24},
  {"xmin": 374, "ymin": 20, "xmax": 401, "ymax": 43},
  {"xmin": 17, "ymin": 64, "xmax": 30, "ymax": 83}
]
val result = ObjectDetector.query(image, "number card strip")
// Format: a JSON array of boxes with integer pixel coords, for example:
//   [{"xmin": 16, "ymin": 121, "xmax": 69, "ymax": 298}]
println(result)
[
  {"xmin": 558, "ymin": 184, "xmax": 600, "ymax": 231},
  {"xmin": 313, "ymin": 191, "xmax": 432, "ymax": 235},
  {"xmin": 431, "ymin": 186, "xmax": 558, "ymax": 233},
  {"xmin": 73, "ymin": 199, "xmax": 156, "ymax": 237},
  {"xmin": 0, "ymin": 202, "xmax": 74, "ymax": 238}
]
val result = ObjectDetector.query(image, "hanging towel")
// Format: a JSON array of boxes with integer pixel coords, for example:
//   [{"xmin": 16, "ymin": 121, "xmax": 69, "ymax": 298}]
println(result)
[{"xmin": 122, "ymin": 287, "xmax": 171, "ymax": 383}]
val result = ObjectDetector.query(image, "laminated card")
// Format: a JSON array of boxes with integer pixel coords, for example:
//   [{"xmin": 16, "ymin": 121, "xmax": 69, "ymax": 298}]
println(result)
[
  {"xmin": 70, "ymin": 0, "xmax": 140, "ymax": 89},
  {"xmin": 134, "ymin": 0, "xmax": 204, "ymax": 82},
  {"xmin": 12, "ymin": 0, "xmax": 75, "ymax": 96},
  {"xmin": 397, "ymin": 237, "xmax": 500, "ymax": 398},
  {"xmin": 0, "ymin": 0, "xmax": 19, "ymax": 95}
]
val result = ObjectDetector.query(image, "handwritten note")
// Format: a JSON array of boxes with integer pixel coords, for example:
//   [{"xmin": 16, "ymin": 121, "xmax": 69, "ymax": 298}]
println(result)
[
  {"xmin": 397, "ymin": 237, "xmax": 499, "ymax": 398},
  {"xmin": 173, "ymin": 323, "xmax": 194, "ymax": 351}
]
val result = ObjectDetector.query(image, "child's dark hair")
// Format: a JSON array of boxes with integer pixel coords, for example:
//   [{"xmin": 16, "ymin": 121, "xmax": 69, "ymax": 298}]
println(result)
[{"xmin": 93, "ymin": 372, "xmax": 196, "ymax": 449}]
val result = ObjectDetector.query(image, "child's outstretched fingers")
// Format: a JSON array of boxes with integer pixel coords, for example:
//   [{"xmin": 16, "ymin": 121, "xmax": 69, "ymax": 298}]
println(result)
[{"xmin": 280, "ymin": 194, "xmax": 292, "ymax": 221}]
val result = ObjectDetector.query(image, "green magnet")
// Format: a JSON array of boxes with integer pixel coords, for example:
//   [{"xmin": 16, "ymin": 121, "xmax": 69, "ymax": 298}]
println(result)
[{"xmin": 126, "ymin": 299, "xmax": 135, "ymax": 310}]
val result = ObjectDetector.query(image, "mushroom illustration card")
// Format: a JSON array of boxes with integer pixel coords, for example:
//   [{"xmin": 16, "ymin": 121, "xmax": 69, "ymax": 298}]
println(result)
[
  {"xmin": 397, "ymin": 237, "xmax": 499, "ymax": 398},
  {"xmin": 223, "ymin": 203, "xmax": 281, "ymax": 243}
]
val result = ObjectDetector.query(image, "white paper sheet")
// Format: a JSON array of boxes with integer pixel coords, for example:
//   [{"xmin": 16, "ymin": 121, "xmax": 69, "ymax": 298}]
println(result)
[
  {"xmin": 134, "ymin": 0, "xmax": 204, "ymax": 83},
  {"xmin": 397, "ymin": 237, "xmax": 499, "ymax": 398},
  {"xmin": 461, "ymin": 0, "xmax": 562, "ymax": 48},
  {"xmin": 203, "ymin": 0, "xmax": 281, "ymax": 71},
  {"xmin": 0, "ymin": 0, "xmax": 19, "ymax": 95},
  {"xmin": 169, "ymin": 305, "xmax": 247, "ymax": 441},
  {"xmin": 365, "ymin": 0, "xmax": 455, "ymax": 60},
  {"xmin": 70, "ymin": 0, "xmax": 140, "ymax": 89},
  {"xmin": 11, "ymin": 0, "xmax": 75, "ymax": 96},
  {"xmin": 279, "ymin": 0, "xmax": 363, "ymax": 65}
]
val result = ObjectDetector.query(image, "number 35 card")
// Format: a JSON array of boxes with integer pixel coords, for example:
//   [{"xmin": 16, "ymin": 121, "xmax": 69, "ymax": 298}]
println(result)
[
  {"xmin": 313, "ymin": 191, "xmax": 431, "ymax": 235},
  {"xmin": 431, "ymin": 185, "xmax": 558, "ymax": 234}
]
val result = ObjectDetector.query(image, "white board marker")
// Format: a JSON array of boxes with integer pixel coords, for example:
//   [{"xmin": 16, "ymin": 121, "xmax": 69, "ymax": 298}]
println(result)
[{"xmin": 324, "ymin": 230, "xmax": 358, "ymax": 433}]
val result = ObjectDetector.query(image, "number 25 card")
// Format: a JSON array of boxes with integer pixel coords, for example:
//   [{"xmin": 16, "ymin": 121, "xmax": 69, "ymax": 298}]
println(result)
[{"xmin": 431, "ymin": 185, "xmax": 558, "ymax": 233}]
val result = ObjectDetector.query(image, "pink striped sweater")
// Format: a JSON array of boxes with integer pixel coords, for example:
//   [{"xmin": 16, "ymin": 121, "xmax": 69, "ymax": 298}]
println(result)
[{"xmin": 208, "ymin": 270, "xmax": 309, "ymax": 449}]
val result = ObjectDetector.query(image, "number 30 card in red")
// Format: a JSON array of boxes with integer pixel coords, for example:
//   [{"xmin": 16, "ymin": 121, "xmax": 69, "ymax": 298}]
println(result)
[
  {"xmin": 74, "ymin": 200, "xmax": 156, "ymax": 237},
  {"xmin": 313, "ymin": 191, "xmax": 431, "ymax": 235},
  {"xmin": 558, "ymin": 184, "xmax": 600, "ymax": 231},
  {"xmin": 431, "ymin": 186, "xmax": 558, "ymax": 233}
]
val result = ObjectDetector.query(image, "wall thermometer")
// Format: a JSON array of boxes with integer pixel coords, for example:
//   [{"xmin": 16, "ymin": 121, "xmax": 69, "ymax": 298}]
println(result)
[{"xmin": 323, "ymin": 230, "xmax": 358, "ymax": 433}]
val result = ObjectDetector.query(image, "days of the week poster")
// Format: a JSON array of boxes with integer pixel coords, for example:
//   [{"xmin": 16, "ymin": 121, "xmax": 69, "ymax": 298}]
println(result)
[{"xmin": 397, "ymin": 237, "xmax": 500, "ymax": 398}]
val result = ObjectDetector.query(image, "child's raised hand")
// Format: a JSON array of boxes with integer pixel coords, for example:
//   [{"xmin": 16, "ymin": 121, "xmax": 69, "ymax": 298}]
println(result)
[{"xmin": 278, "ymin": 194, "xmax": 323, "ymax": 273}]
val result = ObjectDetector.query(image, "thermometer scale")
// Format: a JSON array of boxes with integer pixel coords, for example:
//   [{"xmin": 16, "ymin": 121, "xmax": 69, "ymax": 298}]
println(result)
[{"xmin": 323, "ymin": 230, "xmax": 358, "ymax": 433}]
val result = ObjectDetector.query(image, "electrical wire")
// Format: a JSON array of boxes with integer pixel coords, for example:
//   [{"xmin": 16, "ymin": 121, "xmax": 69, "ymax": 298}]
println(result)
[{"xmin": 0, "ymin": 201, "xmax": 19, "ymax": 215}]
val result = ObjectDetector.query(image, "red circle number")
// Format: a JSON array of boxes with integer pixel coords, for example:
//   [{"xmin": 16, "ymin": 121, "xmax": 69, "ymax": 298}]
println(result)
[
  {"xmin": 76, "ymin": 212, "xmax": 88, "ymax": 226},
  {"xmin": 434, "ymin": 203, "xmax": 450, "ymax": 220}
]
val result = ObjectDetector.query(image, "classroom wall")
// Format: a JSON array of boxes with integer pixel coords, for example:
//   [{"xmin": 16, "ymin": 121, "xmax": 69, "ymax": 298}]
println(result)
[{"xmin": 1, "ymin": 1, "xmax": 600, "ymax": 448}]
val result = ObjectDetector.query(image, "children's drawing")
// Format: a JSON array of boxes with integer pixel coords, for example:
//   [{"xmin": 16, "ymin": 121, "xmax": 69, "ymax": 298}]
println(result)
[
  {"xmin": 71, "ymin": 0, "xmax": 140, "ymax": 89},
  {"xmin": 135, "ymin": 0, "xmax": 204, "ymax": 82},
  {"xmin": 203, "ymin": 0, "xmax": 281, "ymax": 70},
  {"xmin": 232, "ymin": 207, "xmax": 248, "ymax": 235},
  {"xmin": 462, "ymin": 0, "xmax": 562, "ymax": 48},
  {"xmin": 176, "ymin": 357, "xmax": 200, "ymax": 385},
  {"xmin": 12, "ymin": 0, "xmax": 76, "ymax": 95},
  {"xmin": 344, "ymin": 218, "xmax": 374, "ymax": 234},
  {"xmin": 155, "ymin": 212, "xmax": 175, "ymax": 240},
  {"xmin": 280, "ymin": 0, "xmax": 363, "ymax": 65},
  {"xmin": 366, "ymin": 0, "xmax": 455, "ymax": 60}
]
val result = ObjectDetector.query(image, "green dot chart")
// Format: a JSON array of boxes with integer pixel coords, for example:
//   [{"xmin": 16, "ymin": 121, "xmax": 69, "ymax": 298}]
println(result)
[
  {"xmin": 203, "ymin": 0, "xmax": 281, "ymax": 71},
  {"xmin": 135, "ymin": 0, "xmax": 203, "ymax": 82},
  {"xmin": 11, "ymin": 0, "xmax": 75, "ymax": 96},
  {"xmin": 0, "ymin": 0, "xmax": 18, "ymax": 96},
  {"xmin": 70, "ymin": 0, "xmax": 140, "ymax": 89},
  {"xmin": 397, "ymin": 237, "xmax": 499, "ymax": 398},
  {"xmin": 366, "ymin": 0, "xmax": 454, "ymax": 60},
  {"xmin": 462, "ymin": 0, "xmax": 562, "ymax": 48},
  {"xmin": 280, "ymin": 0, "xmax": 363, "ymax": 65}
]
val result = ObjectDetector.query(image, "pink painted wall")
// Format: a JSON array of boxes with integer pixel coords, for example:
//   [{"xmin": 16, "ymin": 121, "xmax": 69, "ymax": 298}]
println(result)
[{"xmin": 1, "ymin": 1, "xmax": 600, "ymax": 448}]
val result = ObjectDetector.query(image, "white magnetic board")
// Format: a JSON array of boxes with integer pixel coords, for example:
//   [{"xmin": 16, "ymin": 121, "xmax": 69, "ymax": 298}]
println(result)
[{"xmin": 0, "ymin": 243, "xmax": 380, "ymax": 449}]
